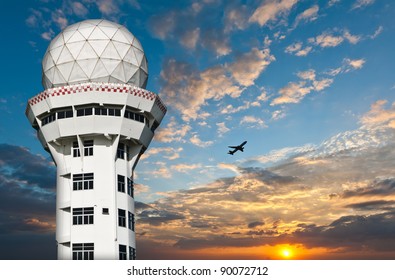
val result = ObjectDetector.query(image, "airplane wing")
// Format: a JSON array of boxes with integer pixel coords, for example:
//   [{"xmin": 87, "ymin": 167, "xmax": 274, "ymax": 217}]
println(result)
[{"xmin": 228, "ymin": 146, "xmax": 238, "ymax": 148}]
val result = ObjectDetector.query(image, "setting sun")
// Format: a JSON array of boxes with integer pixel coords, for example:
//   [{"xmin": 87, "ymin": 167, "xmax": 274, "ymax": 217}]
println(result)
[{"xmin": 280, "ymin": 248, "xmax": 293, "ymax": 259}]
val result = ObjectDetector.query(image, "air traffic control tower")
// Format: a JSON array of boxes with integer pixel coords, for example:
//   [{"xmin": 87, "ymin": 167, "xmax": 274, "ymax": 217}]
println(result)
[{"xmin": 25, "ymin": 19, "xmax": 166, "ymax": 260}]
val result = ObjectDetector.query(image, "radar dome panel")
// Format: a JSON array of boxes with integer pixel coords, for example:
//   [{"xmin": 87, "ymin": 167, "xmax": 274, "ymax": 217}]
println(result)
[{"xmin": 42, "ymin": 19, "xmax": 148, "ymax": 89}]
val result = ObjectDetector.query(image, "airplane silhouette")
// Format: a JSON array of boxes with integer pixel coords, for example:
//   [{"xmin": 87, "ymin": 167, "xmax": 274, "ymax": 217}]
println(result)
[{"xmin": 228, "ymin": 141, "xmax": 247, "ymax": 155}]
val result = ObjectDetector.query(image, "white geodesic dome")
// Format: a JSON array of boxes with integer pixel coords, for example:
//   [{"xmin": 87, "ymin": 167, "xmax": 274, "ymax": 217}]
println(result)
[{"xmin": 42, "ymin": 19, "xmax": 148, "ymax": 90}]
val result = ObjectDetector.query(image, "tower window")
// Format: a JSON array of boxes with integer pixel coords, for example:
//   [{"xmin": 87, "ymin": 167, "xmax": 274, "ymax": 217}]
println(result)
[
  {"xmin": 102, "ymin": 208, "xmax": 109, "ymax": 215},
  {"xmin": 118, "ymin": 209, "xmax": 126, "ymax": 227},
  {"xmin": 129, "ymin": 247, "xmax": 136, "ymax": 260},
  {"xmin": 124, "ymin": 109, "xmax": 145, "ymax": 123},
  {"xmin": 84, "ymin": 140, "xmax": 93, "ymax": 156},
  {"xmin": 128, "ymin": 211, "xmax": 135, "ymax": 231},
  {"xmin": 57, "ymin": 108, "xmax": 73, "ymax": 119},
  {"xmin": 117, "ymin": 143, "xmax": 125, "ymax": 159},
  {"xmin": 42, "ymin": 113, "xmax": 56, "ymax": 126},
  {"xmin": 108, "ymin": 108, "xmax": 121, "ymax": 116},
  {"xmin": 117, "ymin": 175, "xmax": 125, "ymax": 193},
  {"xmin": 127, "ymin": 178, "xmax": 134, "ymax": 198},
  {"xmin": 119, "ymin": 245, "xmax": 127, "ymax": 260},
  {"xmin": 76, "ymin": 107, "xmax": 93, "ymax": 116},
  {"xmin": 72, "ymin": 243, "xmax": 94, "ymax": 260},
  {"xmin": 73, "ymin": 140, "xmax": 93, "ymax": 157},
  {"xmin": 73, "ymin": 207, "xmax": 94, "ymax": 225},
  {"xmin": 72, "ymin": 141, "xmax": 80, "ymax": 157},
  {"xmin": 94, "ymin": 107, "xmax": 121, "ymax": 116},
  {"xmin": 94, "ymin": 107, "xmax": 107, "ymax": 115},
  {"xmin": 73, "ymin": 173, "xmax": 94, "ymax": 190}
]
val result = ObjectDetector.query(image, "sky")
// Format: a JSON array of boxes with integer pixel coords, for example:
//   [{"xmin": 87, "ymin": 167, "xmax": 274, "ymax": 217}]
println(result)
[{"xmin": 0, "ymin": 0, "xmax": 395, "ymax": 260}]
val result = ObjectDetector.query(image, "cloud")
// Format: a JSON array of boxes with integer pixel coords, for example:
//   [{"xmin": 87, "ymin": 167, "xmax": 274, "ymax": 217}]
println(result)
[
  {"xmin": 154, "ymin": 117, "xmax": 192, "ymax": 143},
  {"xmin": 0, "ymin": 144, "xmax": 56, "ymax": 260},
  {"xmin": 341, "ymin": 178, "xmax": 395, "ymax": 198},
  {"xmin": 171, "ymin": 163, "xmax": 202, "ymax": 173},
  {"xmin": 180, "ymin": 28, "xmax": 200, "ymax": 50},
  {"xmin": 217, "ymin": 122, "xmax": 230, "ymax": 135},
  {"xmin": 149, "ymin": 11, "xmax": 176, "ymax": 40},
  {"xmin": 328, "ymin": 0, "xmax": 340, "ymax": 7},
  {"xmin": 134, "ymin": 184, "xmax": 150, "ymax": 195},
  {"xmin": 272, "ymin": 57, "xmax": 364, "ymax": 106},
  {"xmin": 370, "ymin": 26, "xmax": 383, "ymax": 39},
  {"xmin": 343, "ymin": 29, "xmax": 361, "ymax": 44},
  {"xmin": 248, "ymin": 221, "xmax": 265, "ymax": 228},
  {"xmin": 309, "ymin": 32, "xmax": 344, "ymax": 47},
  {"xmin": 271, "ymin": 110, "xmax": 286, "ymax": 120},
  {"xmin": 151, "ymin": 166, "xmax": 172, "ymax": 179},
  {"xmin": 41, "ymin": 30, "xmax": 55, "ymax": 41},
  {"xmin": 190, "ymin": 134, "xmax": 214, "ymax": 148},
  {"xmin": 224, "ymin": 5, "xmax": 249, "ymax": 32},
  {"xmin": 345, "ymin": 58, "xmax": 365, "ymax": 70},
  {"xmin": 71, "ymin": 1, "xmax": 89, "ymax": 17},
  {"xmin": 285, "ymin": 42, "xmax": 312, "ymax": 56},
  {"xmin": 327, "ymin": 58, "xmax": 366, "ymax": 76},
  {"xmin": 293, "ymin": 5, "xmax": 319, "ymax": 28},
  {"xmin": 201, "ymin": 29, "xmax": 231, "ymax": 56},
  {"xmin": 160, "ymin": 48, "xmax": 274, "ymax": 121},
  {"xmin": 220, "ymin": 102, "xmax": 251, "ymax": 114},
  {"xmin": 134, "ymin": 112, "xmax": 395, "ymax": 258},
  {"xmin": 229, "ymin": 48, "xmax": 275, "ymax": 87},
  {"xmin": 249, "ymin": 0, "xmax": 298, "ymax": 27},
  {"xmin": 271, "ymin": 81, "xmax": 313, "ymax": 105},
  {"xmin": 360, "ymin": 100, "xmax": 395, "ymax": 128},
  {"xmin": 25, "ymin": 9, "xmax": 43, "ymax": 28},
  {"xmin": 313, "ymin": 78, "xmax": 333, "ymax": 91},
  {"xmin": 352, "ymin": 0, "xmax": 375, "ymax": 10},
  {"xmin": 345, "ymin": 200, "xmax": 395, "ymax": 211},
  {"xmin": 291, "ymin": 211, "xmax": 395, "ymax": 252},
  {"xmin": 51, "ymin": 9, "xmax": 68, "ymax": 29},
  {"xmin": 141, "ymin": 146, "xmax": 183, "ymax": 161},
  {"xmin": 138, "ymin": 208, "xmax": 185, "ymax": 226},
  {"xmin": 297, "ymin": 69, "xmax": 316, "ymax": 81},
  {"xmin": 95, "ymin": 0, "xmax": 120, "ymax": 17},
  {"xmin": 240, "ymin": 116, "xmax": 267, "ymax": 128},
  {"xmin": 0, "ymin": 144, "xmax": 56, "ymax": 190}
]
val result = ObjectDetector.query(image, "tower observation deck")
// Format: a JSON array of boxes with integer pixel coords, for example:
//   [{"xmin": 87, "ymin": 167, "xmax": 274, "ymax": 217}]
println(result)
[{"xmin": 25, "ymin": 19, "xmax": 166, "ymax": 260}]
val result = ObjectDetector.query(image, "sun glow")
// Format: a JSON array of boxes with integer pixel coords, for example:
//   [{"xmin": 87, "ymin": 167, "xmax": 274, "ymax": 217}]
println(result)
[{"xmin": 281, "ymin": 248, "xmax": 293, "ymax": 258}]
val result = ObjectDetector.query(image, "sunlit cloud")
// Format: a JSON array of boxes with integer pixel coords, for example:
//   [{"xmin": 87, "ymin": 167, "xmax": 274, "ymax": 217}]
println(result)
[
  {"xmin": 249, "ymin": 0, "xmax": 298, "ymax": 27},
  {"xmin": 161, "ymin": 47, "xmax": 274, "ymax": 121},
  {"xmin": 154, "ymin": 117, "xmax": 192, "ymax": 143},
  {"xmin": 370, "ymin": 26, "xmax": 383, "ymax": 39},
  {"xmin": 293, "ymin": 5, "xmax": 319, "ymax": 28},
  {"xmin": 285, "ymin": 42, "xmax": 312, "ymax": 56},
  {"xmin": 224, "ymin": 5, "xmax": 249, "ymax": 32},
  {"xmin": 141, "ymin": 146, "xmax": 183, "ymax": 161},
  {"xmin": 229, "ymin": 48, "xmax": 275, "ymax": 87},
  {"xmin": 240, "ymin": 116, "xmax": 267, "ymax": 128},
  {"xmin": 360, "ymin": 100, "xmax": 395, "ymax": 128},
  {"xmin": 216, "ymin": 122, "xmax": 230, "ymax": 135},
  {"xmin": 171, "ymin": 163, "xmax": 202, "ymax": 173},
  {"xmin": 271, "ymin": 81, "xmax": 313, "ymax": 105},
  {"xmin": 180, "ymin": 28, "xmax": 200, "ymax": 50},
  {"xmin": 309, "ymin": 32, "xmax": 344, "ymax": 48},
  {"xmin": 352, "ymin": 0, "xmax": 375, "ymax": 10},
  {"xmin": 190, "ymin": 134, "xmax": 214, "ymax": 148}
]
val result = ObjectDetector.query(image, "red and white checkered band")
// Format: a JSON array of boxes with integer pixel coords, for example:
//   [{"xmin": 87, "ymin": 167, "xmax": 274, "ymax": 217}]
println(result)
[{"xmin": 28, "ymin": 82, "xmax": 167, "ymax": 114}]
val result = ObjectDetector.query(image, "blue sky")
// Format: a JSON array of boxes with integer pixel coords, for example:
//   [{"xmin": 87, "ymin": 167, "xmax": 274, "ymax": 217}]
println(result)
[{"xmin": 1, "ymin": 0, "xmax": 395, "ymax": 259}]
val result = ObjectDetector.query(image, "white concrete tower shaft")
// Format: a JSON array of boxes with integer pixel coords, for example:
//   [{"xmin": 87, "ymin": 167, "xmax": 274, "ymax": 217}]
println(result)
[{"xmin": 25, "ymin": 20, "xmax": 166, "ymax": 260}]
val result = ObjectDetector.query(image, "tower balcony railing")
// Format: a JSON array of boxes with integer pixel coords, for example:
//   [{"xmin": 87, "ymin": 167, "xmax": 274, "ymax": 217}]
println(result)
[{"xmin": 27, "ymin": 82, "xmax": 167, "ymax": 115}]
